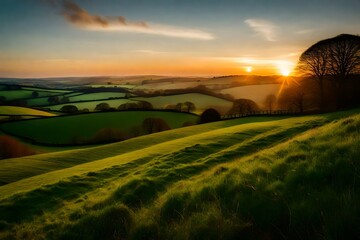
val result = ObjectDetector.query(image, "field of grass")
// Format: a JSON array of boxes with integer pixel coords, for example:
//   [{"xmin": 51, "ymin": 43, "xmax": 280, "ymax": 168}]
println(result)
[
  {"xmin": 0, "ymin": 109, "xmax": 358, "ymax": 239},
  {"xmin": 219, "ymin": 84, "xmax": 280, "ymax": 103},
  {"xmin": 0, "ymin": 111, "xmax": 199, "ymax": 145},
  {"xmin": 44, "ymin": 99, "xmax": 134, "ymax": 111},
  {"xmin": 0, "ymin": 89, "xmax": 70, "ymax": 101},
  {"xmin": 0, "ymin": 106, "xmax": 55, "ymax": 117},
  {"xmin": 134, "ymin": 93, "xmax": 233, "ymax": 114},
  {"xmin": 68, "ymin": 92, "xmax": 126, "ymax": 102}
]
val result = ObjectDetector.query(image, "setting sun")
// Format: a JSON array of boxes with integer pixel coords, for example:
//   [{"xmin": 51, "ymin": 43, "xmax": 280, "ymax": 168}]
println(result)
[
  {"xmin": 277, "ymin": 63, "xmax": 293, "ymax": 76},
  {"xmin": 245, "ymin": 66, "xmax": 253, "ymax": 73},
  {"xmin": 280, "ymin": 68, "xmax": 291, "ymax": 76}
]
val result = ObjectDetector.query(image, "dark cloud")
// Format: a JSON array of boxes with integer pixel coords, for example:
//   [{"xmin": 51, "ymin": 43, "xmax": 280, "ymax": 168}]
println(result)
[
  {"xmin": 42, "ymin": 0, "xmax": 212, "ymax": 40},
  {"xmin": 48, "ymin": 0, "xmax": 148, "ymax": 28}
]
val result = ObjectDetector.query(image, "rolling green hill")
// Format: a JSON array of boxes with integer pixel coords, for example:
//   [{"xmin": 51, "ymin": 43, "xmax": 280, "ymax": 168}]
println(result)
[
  {"xmin": 0, "ymin": 111, "xmax": 199, "ymax": 145},
  {"xmin": 0, "ymin": 109, "xmax": 359, "ymax": 239}
]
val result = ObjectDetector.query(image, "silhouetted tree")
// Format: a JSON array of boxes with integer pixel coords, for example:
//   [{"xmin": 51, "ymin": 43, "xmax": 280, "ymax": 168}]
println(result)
[
  {"xmin": 142, "ymin": 117, "xmax": 171, "ymax": 134},
  {"xmin": 184, "ymin": 101, "xmax": 196, "ymax": 113},
  {"xmin": 60, "ymin": 105, "xmax": 78, "ymax": 114},
  {"xmin": 176, "ymin": 103, "xmax": 183, "ymax": 112},
  {"xmin": 118, "ymin": 102, "xmax": 139, "ymax": 110},
  {"xmin": 137, "ymin": 100, "xmax": 153, "ymax": 110},
  {"xmin": 298, "ymin": 42, "xmax": 329, "ymax": 110},
  {"xmin": 228, "ymin": 99, "xmax": 259, "ymax": 115},
  {"xmin": 200, "ymin": 108, "xmax": 221, "ymax": 123},
  {"xmin": 95, "ymin": 102, "xmax": 110, "ymax": 111},
  {"xmin": 297, "ymin": 34, "xmax": 360, "ymax": 109},
  {"xmin": 264, "ymin": 94, "xmax": 276, "ymax": 111},
  {"xmin": 328, "ymin": 34, "xmax": 360, "ymax": 108}
]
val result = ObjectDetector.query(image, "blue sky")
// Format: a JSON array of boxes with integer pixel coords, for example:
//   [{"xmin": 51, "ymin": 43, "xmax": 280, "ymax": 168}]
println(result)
[{"xmin": 0, "ymin": 0, "xmax": 359, "ymax": 77}]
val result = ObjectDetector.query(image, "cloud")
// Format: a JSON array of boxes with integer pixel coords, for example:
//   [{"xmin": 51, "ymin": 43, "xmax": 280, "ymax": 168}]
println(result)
[
  {"xmin": 245, "ymin": 19, "xmax": 277, "ymax": 41},
  {"xmin": 294, "ymin": 29, "xmax": 316, "ymax": 35},
  {"xmin": 54, "ymin": 0, "xmax": 213, "ymax": 40},
  {"xmin": 61, "ymin": 0, "xmax": 147, "ymax": 28}
]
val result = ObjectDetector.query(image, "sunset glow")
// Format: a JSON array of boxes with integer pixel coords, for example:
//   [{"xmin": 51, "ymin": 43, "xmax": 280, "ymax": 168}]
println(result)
[
  {"xmin": 245, "ymin": 66, "xmax": 253, "ymax": 73},
  {"xmin": 0, "ymin": 0, "xmax": 359, "ymax": 78}
]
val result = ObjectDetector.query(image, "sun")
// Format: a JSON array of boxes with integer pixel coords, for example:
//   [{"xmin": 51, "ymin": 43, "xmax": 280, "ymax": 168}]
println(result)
[
  {"xmin": 280, "ymin": 68, "xmax": 290, "ymax": 76},
  {"xmin": 245, "ymin": 66, "xmax": 252, "ymax": 73},
  {"xmin": 278, "ymin": 65, "xmax": 291, "ymax": 76}
]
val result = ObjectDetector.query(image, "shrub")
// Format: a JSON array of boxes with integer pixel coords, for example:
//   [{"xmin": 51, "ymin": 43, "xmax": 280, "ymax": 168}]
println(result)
[
  {"xmin": 228, "ymin": 98, "xmax": 260, "ymax": 115},
  {"xmin": 0, "ymin": 136, "xmax": 35, "ymax": 160},
  {"xmin": 60, "ymin": 105, "xmax": 78, "ymax": 114},
  {"xmin": 95, "ymin": 103, "xmax": 110, "ymax": 111},
  {"xmin": 200, "ymin": 108, "xmax": 221, "ymax": 123}
]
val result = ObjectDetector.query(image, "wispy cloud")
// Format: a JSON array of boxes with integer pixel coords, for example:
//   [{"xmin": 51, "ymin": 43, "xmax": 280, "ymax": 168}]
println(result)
[
  {"xmin": 53, "ymin": 0, "xmax": 214, "ymax": 40},
  {"xmin": 294, "ymin": 29, "xmax": 316, "ymax": 35},
  {"xmin": 245, "ymin": 19, "xmax": 278, "ymax": 41}
]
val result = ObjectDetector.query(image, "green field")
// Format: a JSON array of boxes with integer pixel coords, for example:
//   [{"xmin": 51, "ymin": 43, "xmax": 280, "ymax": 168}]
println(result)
[
  {"xmin": 68, "ymin": 92, "xmax": 126, "ymax": 102},
  {"xmin": 44, "ymin": 99, "xmax": 134, "ymax": 111},
  {"xmin": 0, "ymin": 106, "xmax": 55, "ymax": 117},
  {"xmin": 219, "ymin": 84, "xmax": 280, "ymax": 103},
  {"xmin": 0, "ymin": 89, "xmax": 70, "ymax": 101},
  {"xmin": 134, "ymin": 93, "xmax": 233, "ymax": 113},
  {"xmin": 0, "ymin": 109, "xmax": 359, "ymax": 239},
  {"xmin": 0, "ymin": 111, "xmax": 199, "ymax": 145}
]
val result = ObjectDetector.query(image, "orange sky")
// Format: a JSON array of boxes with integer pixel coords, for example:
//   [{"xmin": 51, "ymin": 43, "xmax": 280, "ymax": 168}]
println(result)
[{"xmin": 0, "ymin": 0, "xmax": 358, "ymax": 78}]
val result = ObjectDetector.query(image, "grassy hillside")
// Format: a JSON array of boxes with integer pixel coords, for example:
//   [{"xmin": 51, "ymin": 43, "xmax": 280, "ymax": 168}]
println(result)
[
  {"xmin": 0, "ymin": 111, "xmax": 199, "ymax": 145},
  {"xmin": 0, "ymin": 109, "xmax": 358, "ymax": 239}
]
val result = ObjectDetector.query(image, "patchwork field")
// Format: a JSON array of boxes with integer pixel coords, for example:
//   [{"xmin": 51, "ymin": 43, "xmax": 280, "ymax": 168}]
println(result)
[
  {"xmin": 0, "ymin": 111, "xmax": 199, "ymax": 145},
  {"xmin": 0, "ymin": 88, "xmax": 71, "ymax": 101},
  {"xmin": 0, "ymin": 106, "xmax": 55, "ymax": 117},
  {"xmin": 44, "ymin": 99, "xmax": 134, "ymax": 111},
  {"xmin": 134, "ymin": 93, "xmax": 233, "ymax": 114},
  {"xmin": 0, "ymin": 109, "xmax": 359, "ymax": 239}
]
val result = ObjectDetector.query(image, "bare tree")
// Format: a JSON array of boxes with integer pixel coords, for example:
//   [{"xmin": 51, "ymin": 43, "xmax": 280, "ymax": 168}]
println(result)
[
  {"xmin": 297, "ymin": 34, "xmax": 360, "ymax": 110},
  {"xmin": 327, "ymin": 34, "xmax": 360, "ymax": 107},
  {"xmin": 184, "ymin": 101, "xmax": 196, "ymax": 113},
  {"xmin": 298, "ymin": 44, "xmax": 329, "ymax": 110}
]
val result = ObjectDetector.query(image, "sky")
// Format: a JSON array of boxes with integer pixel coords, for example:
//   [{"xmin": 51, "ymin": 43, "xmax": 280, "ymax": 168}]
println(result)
[{"xmin": 0, "ymin": 0, "xmax": 359, "ymax": 78}]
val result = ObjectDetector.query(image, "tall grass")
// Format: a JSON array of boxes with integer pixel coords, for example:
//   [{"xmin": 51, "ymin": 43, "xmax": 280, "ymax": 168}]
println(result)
[{"xmin": 0, "ymin": 111, "xmax": 359, "ymax": 239}]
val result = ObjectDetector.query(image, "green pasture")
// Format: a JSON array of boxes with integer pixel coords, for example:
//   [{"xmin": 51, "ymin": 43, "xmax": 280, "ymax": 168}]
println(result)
[
  {"xmin": 0, "ymin": 109, "xmax": 358, "ymax": 239},
  {"xmin": 134, "ymin": 93, "xmax": 233, "ymax": 113},
  {"xmin": 0, "ymin": 106, "xmax": 55, "ymax": 117},
  {"xmin": 44, "ymin": 99, "xmax": 134, "ymax": 111},
  {"xmin": 0, "ymin": 89, "xmax": 67, "ymax": 101},
  {"xmin": 0, "ymin": 111, "xmax": 199, "ymax": 145},
  {"xmin": 68, "ymin": 92, "xmax": 126, "ymax": 102}
]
